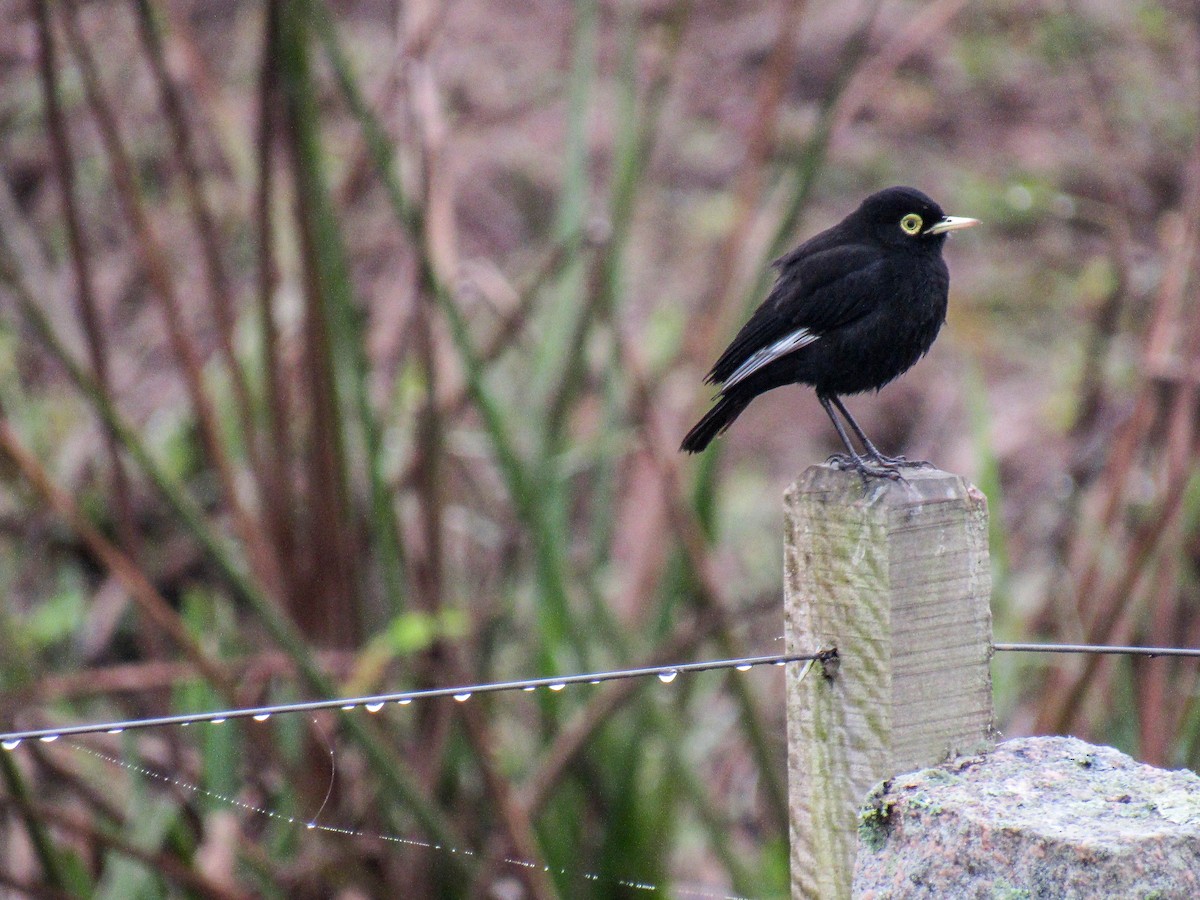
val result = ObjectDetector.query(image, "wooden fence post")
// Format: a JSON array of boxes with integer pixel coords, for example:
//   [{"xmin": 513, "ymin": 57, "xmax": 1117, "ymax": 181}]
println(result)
[{"xmin": 784, "ymin": 464, "xmax": 994, "ymax": 899}]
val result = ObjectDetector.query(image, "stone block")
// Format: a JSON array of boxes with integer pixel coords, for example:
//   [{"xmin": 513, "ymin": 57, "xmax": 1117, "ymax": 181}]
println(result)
[{"xmin": 854, "ymin": 736, "xmax": 1200, "ymax": 899}]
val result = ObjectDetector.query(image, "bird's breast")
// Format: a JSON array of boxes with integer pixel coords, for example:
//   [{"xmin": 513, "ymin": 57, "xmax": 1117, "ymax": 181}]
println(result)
[{"xmin": 811, "ymin": 256, "xmax": 949, "ymax": 395}]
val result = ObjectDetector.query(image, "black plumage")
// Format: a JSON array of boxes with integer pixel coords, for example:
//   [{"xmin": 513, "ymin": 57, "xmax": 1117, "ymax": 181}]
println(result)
[{"xmin": 680, "ymin": 186, "xmax": 978, "ymax": 476}]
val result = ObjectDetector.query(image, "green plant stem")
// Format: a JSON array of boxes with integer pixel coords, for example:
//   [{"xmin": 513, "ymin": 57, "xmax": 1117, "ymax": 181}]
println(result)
[
  {"xmin": 0, "ymin": 229, "xmax": 468, "ymax": 877},
  {"xmin": 0, "ymin": 751, "xmax": 79, "ymax": 895},
  {"xmin": 311, "ymin": 1, "xmax": 584, "ymax": 666}
]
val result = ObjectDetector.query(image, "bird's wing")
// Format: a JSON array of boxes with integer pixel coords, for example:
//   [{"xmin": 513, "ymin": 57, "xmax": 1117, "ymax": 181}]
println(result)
[
  {"xmin": 722, "ymin": 328, "xmax": 819, "ymax": 389},
  {"xmin": 706, "ymin": 244, "xmax": 884, "ymax": 386}
]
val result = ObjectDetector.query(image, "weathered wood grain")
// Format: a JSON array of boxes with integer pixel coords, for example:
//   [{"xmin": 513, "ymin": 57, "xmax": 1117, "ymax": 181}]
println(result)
[{"xmin": 785, "ymin": 465, "xmax": 994, "ymax": 899}]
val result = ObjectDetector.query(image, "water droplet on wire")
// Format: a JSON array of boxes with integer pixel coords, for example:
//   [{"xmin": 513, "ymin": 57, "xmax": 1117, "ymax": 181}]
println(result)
[
  {"xmin": 2, "ymin": 739, "xmax": 20, "ymax": 750},
  {"xmin": 39, "ymin": 734, "xmax": 59, "ymax": 743},
  {"xmin": 253, "ymin": 714, "xmax": 271, "ymax": 722},
  {"xmin": 657, "ymin": 670, "xmax": 677, "ymax": 684},
  {"xmin": 397, "ymin": 698, "xmax": 412, "ymax": 706},
  {"xmin": 548, "ymin": 683, "xmax": 566, "ymax": 692},
  {"xmin": 522, "ymin": 686, "xmax": 536, "ymax": 692},
  {"xmin": 736, "ymin": 664, "xmax": 752, "ymax": 672},
  {"xmin": 453, "ymin": 692, "xmax": 471, "ymax": 702},
  {"xmin": 365, "ymin": 702, "xmax": 384, "ymax": 713},
  {"xmin": 106, "ymin": 727, "xmax": 125, "ymax": 734},
  {"xmin": 341, "ymin": 704, "xmax": 355, "ymax": 711}
]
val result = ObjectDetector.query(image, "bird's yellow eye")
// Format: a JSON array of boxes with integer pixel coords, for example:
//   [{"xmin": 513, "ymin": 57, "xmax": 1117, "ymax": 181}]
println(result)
[{"xmin": 900, "ymin": 213, "xmax": 923, "ymax": 235}]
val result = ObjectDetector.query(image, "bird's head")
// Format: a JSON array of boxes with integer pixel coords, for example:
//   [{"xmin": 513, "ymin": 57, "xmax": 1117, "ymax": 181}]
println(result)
[{"xmin": 856, "ymin": 186, "xmax": 979, "ymax": 252}]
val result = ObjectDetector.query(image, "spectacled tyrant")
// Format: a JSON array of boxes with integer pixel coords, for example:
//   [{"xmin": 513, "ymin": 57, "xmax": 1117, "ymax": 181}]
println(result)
[{"xmin": 680, "ymin": 186, "xmax": 979, "ymax": 477}]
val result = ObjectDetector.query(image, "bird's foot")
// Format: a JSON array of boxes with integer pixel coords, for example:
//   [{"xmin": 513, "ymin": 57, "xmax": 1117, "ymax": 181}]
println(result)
[
  {"xmin": 826, "ymin": 453, "xmax": 905, "ymax": 482},
  {"xmin": 868, "ymin": 453, "xmax": 934, "ymax": 470},
  {"xmin": 856, "ymin": 439, "xmax": 933, "ymax": 469}
]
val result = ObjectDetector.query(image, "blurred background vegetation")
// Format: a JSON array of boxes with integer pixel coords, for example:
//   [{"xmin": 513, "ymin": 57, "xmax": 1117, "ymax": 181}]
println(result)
[{"xmin": 1, "ymin": 0, "xmax": 1199, "ymax": 896}]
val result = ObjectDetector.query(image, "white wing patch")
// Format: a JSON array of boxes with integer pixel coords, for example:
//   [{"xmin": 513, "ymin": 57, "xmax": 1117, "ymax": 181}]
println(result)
[{"xmin": 724, "ymin": 327, "xmax": 819, "ymax": 388}]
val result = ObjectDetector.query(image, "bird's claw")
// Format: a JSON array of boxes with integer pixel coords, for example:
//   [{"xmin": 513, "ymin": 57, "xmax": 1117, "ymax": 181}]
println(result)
[
  {"xmin": 826, "ymin": 454, "xmax": 906, "ymax": 482},
  {"xmin": 870, "ymin": 454, "xmax": 933, "ymax": 469}
]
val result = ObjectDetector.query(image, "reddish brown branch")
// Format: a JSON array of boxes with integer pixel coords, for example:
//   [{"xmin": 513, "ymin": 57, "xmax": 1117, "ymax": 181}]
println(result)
[
  {"xmin": 58, "ymin": 0, "xmax": 282, "ymax": 600},
  {"xmin": 33, "ymin": 0, "xmax": 141, "ymax": 563}
]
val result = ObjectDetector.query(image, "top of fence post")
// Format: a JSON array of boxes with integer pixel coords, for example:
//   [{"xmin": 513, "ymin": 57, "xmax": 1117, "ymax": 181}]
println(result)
[{"xmin": 784, "ymin": 464, "xmax": 994, "ymax": 899}]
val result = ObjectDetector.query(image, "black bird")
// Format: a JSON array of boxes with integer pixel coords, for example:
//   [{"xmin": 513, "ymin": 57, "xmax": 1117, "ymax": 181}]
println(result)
[{"xmin": 680, "ymin": 186, "xmax": 978, "ymax": 477}]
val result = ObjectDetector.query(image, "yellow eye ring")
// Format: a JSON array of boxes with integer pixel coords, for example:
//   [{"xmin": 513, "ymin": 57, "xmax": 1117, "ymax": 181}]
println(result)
[{"xmin": 900, "ymin": 213, "xmax": 923, "ymax": 235}]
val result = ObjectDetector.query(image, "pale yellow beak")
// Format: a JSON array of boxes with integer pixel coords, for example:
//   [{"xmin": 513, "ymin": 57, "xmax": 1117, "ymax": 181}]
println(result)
[{"xmin": 925, "ymin": 215, "xmax": 981, "ymax": 236}]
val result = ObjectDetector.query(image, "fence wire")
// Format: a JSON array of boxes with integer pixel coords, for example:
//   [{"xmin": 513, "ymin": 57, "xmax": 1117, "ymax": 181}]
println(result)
[
  {"xmin": 4, "ymin": 641, "xmax": 1199, "ymax": 745},
  {"xmin": 993, "ymin": 642, "xmax": 1200, "ymax": 658},
  {"xmin": 0, "ymin": 651, "xmax": 832, "ymax": 745}
]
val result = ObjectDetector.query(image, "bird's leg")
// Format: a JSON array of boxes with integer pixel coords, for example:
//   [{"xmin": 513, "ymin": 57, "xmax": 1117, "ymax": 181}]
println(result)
[
  {"xmin": 818, "ymin": 394, "xmax": 901, "ymax": 480},
  {"xmin": 828, "ymin": 395, "xmax": 902, "ymax": 466},
  {"xmin": 829, "ymin": 395, "xmax": 931, "ymax": 469}
]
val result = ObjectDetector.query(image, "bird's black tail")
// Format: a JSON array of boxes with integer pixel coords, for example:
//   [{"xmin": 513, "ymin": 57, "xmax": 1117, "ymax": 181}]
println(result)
[{"xmin": 680, "ymin": 391, "xmax": 753, "ymax": 453}]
